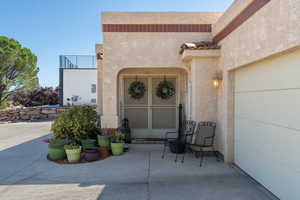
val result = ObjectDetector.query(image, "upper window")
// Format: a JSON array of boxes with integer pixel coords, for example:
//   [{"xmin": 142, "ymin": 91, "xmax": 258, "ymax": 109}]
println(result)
[{"xmin": 91, "ymin": 84, "xmax": 96, "ymax": 93}]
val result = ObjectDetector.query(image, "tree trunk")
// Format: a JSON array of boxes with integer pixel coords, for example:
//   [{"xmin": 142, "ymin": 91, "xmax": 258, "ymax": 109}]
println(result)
[{"xmin": 0, "ymin": 84, "xmax": 7, "ymax": 104}]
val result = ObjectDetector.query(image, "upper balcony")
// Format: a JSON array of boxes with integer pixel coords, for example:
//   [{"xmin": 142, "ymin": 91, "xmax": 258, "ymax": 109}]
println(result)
[{"xmin": 59, "ymin": 55, "xmax": 96, "ymax": 69}]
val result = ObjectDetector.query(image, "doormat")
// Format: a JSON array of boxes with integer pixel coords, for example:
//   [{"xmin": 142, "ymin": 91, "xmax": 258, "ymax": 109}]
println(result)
[{"xmin": 132, "ymin": 138, "xmax": 164, "ymax": 144}]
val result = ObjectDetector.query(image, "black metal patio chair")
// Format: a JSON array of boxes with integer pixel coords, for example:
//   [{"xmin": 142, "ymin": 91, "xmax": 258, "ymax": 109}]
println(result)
[
  {"xmin": 161, "ymin": 120, "xmax": 196, "ymax": 162},
  {"xmin": 182, "ymin": 121, "xmax": 219, "ymax": 167}
]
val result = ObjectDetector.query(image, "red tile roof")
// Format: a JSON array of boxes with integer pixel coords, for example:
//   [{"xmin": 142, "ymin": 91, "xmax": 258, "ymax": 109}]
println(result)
[{"xmin": 180, "ymin": 41, "xmax": 220, "ymax": 54}]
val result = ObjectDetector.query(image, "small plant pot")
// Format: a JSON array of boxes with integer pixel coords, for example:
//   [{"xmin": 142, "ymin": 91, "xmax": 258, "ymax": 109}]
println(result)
[
  {"xmin": 84, "ymin": 147, "xmax": 100, "ymax": 162},
  {"xmin": 111, "ymin": 142, "xmax": 124, "ymax": 156},
  {"xmin": 65, "ymin": 147, "xmax": 82, "ymax": 163},
  {"xmin": 169, "ymin": 141, "xmax": 185, "ymax": 154},
  {"xmin": 48, "ymin": 145, "xmax": 66, "ymax": 160},
  {"xmin": 81, "ymin": 139, "xmax": 97, "ymax": 149},
  {"xmin": 99, "ymin": 147, "xmax": 110, "ymax": 158},
  {"xmin": 97, "ymin": 135, "xmax": 111, "ymax": 148}
]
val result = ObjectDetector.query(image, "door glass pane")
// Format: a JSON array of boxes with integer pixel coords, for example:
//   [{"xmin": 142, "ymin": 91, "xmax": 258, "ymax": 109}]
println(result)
[
  {"xmin": 152, "ymin": 78, "xmax": 176, "ymax": 105},
  {"xmin": 124, "ymin": 108, "xmax": 148, "ymax": 128},
  {"xmin": 152, "ymin": 107, "xmax": 176, "ymax": 129},
  {"xmin": 124, "ymin": 78, "xmax": 148, "ymax": 105}
]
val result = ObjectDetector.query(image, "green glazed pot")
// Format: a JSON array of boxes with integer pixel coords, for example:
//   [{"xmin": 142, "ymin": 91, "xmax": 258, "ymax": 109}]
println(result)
[
  {"xmin": 65, "ymin": 147, "xmax": 82, "ymax": 163},
  {"xmin": 48, "ymin": 145, "xmax": 66, "ymax": 160},
  {"xmin": 111, "ymin": 142, "xmax": 124, "ymax": 156},
  {"xmin": 81, "ymin": 139, "xmax": 97, "ymax": 149},
  {"xmin": 97, "ymin": 135, "xmax": 111, "ymax": 148}
]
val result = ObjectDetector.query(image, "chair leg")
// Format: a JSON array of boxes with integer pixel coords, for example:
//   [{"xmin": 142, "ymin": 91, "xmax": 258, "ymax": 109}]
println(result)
[
  {"xmin": 212, "ymin": 147, "xmax": 220, "ymax": 162},
  {"xmin": 175, "ymin": 151, "xmax": 178, "ymax": 162},
  {"xmin": 162, "ymin": 140, "xmax": 167, "ymax": 159},
  {"xmin": 181, "ymin": 145, "xmax": 187, "ymax": 163},
  {"xmin": 200, "ymin": 149, "xmax": 204, "ymax": 167}
]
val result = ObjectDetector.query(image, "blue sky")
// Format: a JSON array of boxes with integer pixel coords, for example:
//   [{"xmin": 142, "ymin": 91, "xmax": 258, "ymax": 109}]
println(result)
[{"xmin": 0, "ymin": 0, "xmax": 234, "ymax": 87}]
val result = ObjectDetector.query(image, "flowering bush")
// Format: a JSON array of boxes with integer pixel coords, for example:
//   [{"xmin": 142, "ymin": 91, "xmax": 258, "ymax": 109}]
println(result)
[{"xmin": 12, "ymin": 87, "xmax": 59, "ymax": 107}]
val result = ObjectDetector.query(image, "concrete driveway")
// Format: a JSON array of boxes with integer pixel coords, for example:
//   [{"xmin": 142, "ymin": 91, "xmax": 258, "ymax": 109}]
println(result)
[{"xmin": 0, "ymin": 121, "xmax": 275, "ymax": 200}]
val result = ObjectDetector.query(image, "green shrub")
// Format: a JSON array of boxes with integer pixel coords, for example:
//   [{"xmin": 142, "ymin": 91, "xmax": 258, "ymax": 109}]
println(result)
[
  {"xmin": 51, "ymin": 106, "xmax": 99, "ymax": 141},
  {"xmin": 64, "ymin": 143, "xmax": 81, "ymax": 150},
  {"xmin": 111, "ymin": 131, "xmax": 125, "ymax": 143},
  {"xmin": 48, "ymin": 138, "xmax": 70, "ymax": 148}
]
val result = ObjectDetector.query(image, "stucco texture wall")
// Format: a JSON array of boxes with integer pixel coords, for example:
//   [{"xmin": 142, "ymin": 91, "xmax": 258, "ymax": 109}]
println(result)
[
  {"xmin": 100, "ymin": 12, "xmax": 222, "ymax": 127},
  {"xmin": 216, "ymin": 0, "xmax": 300, "ymax": 71},
  {"xmin": 215, "ymin": 0, "xmax": 300, "ymax": 162}
]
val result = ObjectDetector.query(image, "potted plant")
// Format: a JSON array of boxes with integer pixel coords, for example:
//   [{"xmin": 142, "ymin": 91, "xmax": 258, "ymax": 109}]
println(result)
[
  {"xmin": 99, "ymin": 147, "xmax": 110, "ymax": 158},
  {"xmin": 64, "ymin": 143, "xmax": 82, "ymax": 163},
  {"xmin": 97, "ymin": 128, "xmax": 116, "ymax": 148},
  {"xmin": 83, "ymin": 147, "xmax": 100, "ymax": 162},
  {"xmin": 81, "ymin": 138, "xmax": 97, "ymax": 149},
  {"xmin": 48, "ymin": 138, "xmax": 68, "ymax": 160},
  {"xmin": 110, "ymin": 131, "xmax": 125, "ymax": 156}
]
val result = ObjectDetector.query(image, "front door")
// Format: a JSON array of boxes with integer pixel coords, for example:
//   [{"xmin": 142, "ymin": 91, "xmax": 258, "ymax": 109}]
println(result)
[{"xmin": 121, "ymin": 76, "xmax": 178, "ymax": 139}]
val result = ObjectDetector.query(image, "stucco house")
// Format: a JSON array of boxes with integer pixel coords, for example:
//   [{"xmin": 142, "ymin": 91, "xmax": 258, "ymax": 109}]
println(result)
[{"xmin": 96, "ymin": 0, "xmax": 299, "ymax": 199}]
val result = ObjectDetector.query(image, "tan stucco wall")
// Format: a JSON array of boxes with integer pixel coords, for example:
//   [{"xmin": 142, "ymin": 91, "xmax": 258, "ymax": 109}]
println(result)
[
  {"xmin": 212, "ymin": 0, "xmax": 253, "ymax": 37},
  {"xmin": 217, "ymin": 0, "xmax": 300, "ymax": 71},
  {"xmin": 98, "ymin": 2, "xmax": 300, "ymax": 164},
  {"xmin": 215, "ymin": 0, "xmax": 300, "ymax": 163},
  {"xmin": 100, "ymin": 12, "xmax": 222, "ymax": 127},
  {"xmin": 96, "ymin": 44, "xmax": 103, "ymax": 115},
  {"xmin": 190, "ymin": 57, "xmax": 218, "ymax": 142},
  {"xmin": 102, "ymin": 12, "xmax": 223, "ymax": 24}
]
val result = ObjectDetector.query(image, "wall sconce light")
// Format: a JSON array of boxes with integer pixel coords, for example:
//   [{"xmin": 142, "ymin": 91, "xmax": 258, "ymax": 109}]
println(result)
[{"xmin": 213, "ymin": 71, "xmax": 223, "ymax": 88}]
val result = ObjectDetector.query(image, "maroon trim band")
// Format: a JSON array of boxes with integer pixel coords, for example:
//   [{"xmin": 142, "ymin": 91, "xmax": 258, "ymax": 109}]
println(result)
[
  {"xmin": 103, "ymin": 24, "xmax": 212, "ymax": 32},
  {"xmin": 213, "ymin": 0, "xmax": 271, "ymax": 43}
]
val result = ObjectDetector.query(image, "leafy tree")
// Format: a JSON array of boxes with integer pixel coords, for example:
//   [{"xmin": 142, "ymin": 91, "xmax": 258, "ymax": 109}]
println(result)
[{"xmin": 0, "ymin": 36, "xmax": 39, "ymax": 107}]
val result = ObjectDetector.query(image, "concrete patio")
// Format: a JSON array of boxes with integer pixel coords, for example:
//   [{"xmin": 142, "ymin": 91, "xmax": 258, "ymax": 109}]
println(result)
[{"xmin": 0, "ymin": 122, "xmax": 275, "ymax": 200}]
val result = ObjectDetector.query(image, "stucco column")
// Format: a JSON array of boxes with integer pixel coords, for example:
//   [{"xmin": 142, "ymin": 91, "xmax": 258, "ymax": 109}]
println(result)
[
  {"xmin": 100, "ymin": 67, "xmax": 119, "ymax": 128},
  {"xmin": 222, "ymin": 71, "xmax": 235, "ymax": 163},
  {"xmin": 190, "ymin": 58, "xmax": 217, "ymax": 122}
]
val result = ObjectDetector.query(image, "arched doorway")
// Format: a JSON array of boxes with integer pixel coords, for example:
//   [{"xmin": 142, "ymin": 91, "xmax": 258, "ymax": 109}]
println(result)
[{"xmin": 118, "ymin": 68, "xmax": 188, "ymax": 139}]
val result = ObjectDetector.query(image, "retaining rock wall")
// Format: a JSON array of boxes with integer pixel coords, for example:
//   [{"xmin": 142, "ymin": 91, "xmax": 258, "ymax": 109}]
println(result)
[{"xmin": 0, "ymin": 106, "xmax": 70, "ymax": 122}]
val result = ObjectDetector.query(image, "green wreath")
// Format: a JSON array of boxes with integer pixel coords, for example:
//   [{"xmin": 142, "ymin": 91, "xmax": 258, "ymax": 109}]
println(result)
[
  {"xmin": 128, "ymin": 81, "xmax": 146, "ymax": 100},
  {"xmin": 156, "ymin": 80, "xmax": 176, "ymax": 100}
]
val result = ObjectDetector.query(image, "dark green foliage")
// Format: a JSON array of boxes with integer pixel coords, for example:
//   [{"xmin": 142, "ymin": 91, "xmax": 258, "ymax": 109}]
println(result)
[
  {"xmin": 111, "ymin": 131, "xmax": 125, "ymax": 143},
  {"xmin": 0, "ymin": 36, "xmax": 39, "ymax": 108},
  {"xmin": 51, "ymin": 106, "xmax": 99, "ymax": 142}
]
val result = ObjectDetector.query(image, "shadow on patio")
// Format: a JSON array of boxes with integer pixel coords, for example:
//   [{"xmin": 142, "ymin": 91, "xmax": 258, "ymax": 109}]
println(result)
[{"xmin": 0, "ymin": 129, "xmax": 275, "ymax": 200}]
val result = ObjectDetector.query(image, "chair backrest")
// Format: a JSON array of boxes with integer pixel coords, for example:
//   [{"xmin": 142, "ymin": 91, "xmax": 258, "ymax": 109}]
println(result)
[
  {"xmin": 182, "ymin": 120, "xmax": 196, "ymax": 143},
  {"xmin": 193, "ymin": 121, "xmax": 216, "ymax": 147},
  {"xmin": 183, "ymin": 120, "xmax": 196, "ymax": 135}
]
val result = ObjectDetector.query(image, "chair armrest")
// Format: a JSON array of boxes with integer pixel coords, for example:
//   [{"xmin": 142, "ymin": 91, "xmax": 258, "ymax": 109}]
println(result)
[{"xmin": 164, "ymin": 131, "xmax": 178, "ymax": 139}]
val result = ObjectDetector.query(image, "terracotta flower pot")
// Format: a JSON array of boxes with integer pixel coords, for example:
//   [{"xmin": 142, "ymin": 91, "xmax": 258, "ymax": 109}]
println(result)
[
  {"xmin": 99, "ymin": 147, "xmax": 110, "ymax": 158},
  {"xmin": 84, "ymin": 147, "xmax": 100, "ymax": 162}
]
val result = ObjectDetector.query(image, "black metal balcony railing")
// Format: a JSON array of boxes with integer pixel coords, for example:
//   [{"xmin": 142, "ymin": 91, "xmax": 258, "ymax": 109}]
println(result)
[{"xmin": 59, "ymin": 55, "xmax": 96, "ymax": 69}]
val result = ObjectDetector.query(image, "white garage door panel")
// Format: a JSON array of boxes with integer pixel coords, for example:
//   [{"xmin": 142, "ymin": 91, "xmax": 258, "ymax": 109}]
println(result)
[
  {"xmin": 235, "ymin": 89, "xmax": 300, "ymax": 131},
  {"xmin": 235, "ymin": 50, "xmax": 300, "ymax": 92},
  {"xmin": 235, "ymin": 118, "xmax": 300, "ymax": 200},
  {"xmin": 235, "ymin": 49, "xmax": 300, "ymax": 200}
]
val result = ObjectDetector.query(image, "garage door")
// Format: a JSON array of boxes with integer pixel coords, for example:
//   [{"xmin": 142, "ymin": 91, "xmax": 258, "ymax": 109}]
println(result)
[{"xmin": 234, "ymin": 49, "xmax": 300, "ymax": 200}]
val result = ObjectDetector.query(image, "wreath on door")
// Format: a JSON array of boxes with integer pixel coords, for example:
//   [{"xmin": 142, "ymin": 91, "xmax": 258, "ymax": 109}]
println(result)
[
  {"xmin": 156, "ymin": 78, "xmax": 176, "ymax": 100},
  {"xmin": 128, "ymin": 80, "xmax": 146, "ymax": 100}
]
